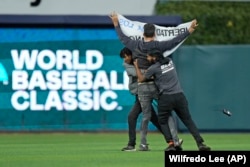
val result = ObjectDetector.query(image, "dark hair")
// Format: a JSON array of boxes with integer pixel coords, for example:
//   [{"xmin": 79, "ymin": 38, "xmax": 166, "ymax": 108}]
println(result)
[
  {"xmin": 143, "ymin": 23, "xmax": 155, "ymax": 37},
  {"xmin": 147, "ymin": 48, "xmax": 162, "ymax": 58},
  {"xmin": 147, "ymin": 48, "xmax": 170, "ymax": 64},
  {"xmin": 119, "ymin": 47, "xmax": 132, "ymax": 58}
]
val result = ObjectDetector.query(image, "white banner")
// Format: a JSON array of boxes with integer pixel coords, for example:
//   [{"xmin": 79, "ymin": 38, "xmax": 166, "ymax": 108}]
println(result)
[{"xmin": 118, "ymin": 14, "xmax": 192, "ymax": 57}]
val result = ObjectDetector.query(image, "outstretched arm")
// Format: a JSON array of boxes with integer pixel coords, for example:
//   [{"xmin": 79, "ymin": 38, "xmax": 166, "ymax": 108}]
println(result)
[
  {"xmin": 158, "ymin": 19, "xmax": 199, "ymax": 51},
  {"xmin": 109, "ymin": 12, "xmax": 137, "ymax": 51}
]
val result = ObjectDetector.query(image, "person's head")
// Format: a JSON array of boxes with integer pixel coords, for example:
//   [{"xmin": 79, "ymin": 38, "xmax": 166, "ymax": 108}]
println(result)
[
  {"xmin": 146, "ymin": 48, "xmax": 162, "ymax": 63},
  {"xmin": 143, "ymin": 23, "xmax": 155, "ymax": 38},
  {"xmin": 120, "ymin": 47, "xmax": 133, "ymax": 64}
]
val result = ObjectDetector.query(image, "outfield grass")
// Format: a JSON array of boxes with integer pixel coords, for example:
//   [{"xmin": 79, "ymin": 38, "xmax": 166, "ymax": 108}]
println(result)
[{"xmin": 0, "ymin": 132, "xmax": 249, "ymax": 167}]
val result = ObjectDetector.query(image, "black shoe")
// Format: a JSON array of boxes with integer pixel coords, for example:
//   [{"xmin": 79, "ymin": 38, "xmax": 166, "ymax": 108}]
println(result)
[
  {"xmin": 121, "ymin": 145, "xmax": 136, "ymax": 151},
  {"xmin": 198, "ymin": 143, "xmax": 211, "ymax": 151},
  {"xmin": 139, "ymin": 144, "xmax": 150, "ymax": 151},
  {"xmin": 174, "ymin": 139, "xmax": 183, "ymax": 151},
  {"xmin": 165, "ymin": 144, "xmax": 176, "ymax": 151}
]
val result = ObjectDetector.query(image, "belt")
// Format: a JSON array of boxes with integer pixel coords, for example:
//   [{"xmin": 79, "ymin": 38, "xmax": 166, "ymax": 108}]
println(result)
[{"xmin": 138, "ymin": 81, "xmax": 154, "ymax": 85}]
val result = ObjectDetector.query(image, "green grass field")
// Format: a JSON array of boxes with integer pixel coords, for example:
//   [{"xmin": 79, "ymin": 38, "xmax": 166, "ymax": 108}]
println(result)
[{"xmin": 0, "ymin": 132, "xmax": 249, "ymax": 167}]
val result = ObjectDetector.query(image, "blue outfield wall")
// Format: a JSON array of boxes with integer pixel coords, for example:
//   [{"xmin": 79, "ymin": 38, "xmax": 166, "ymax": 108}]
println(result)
[
  {"xmin": 173, "ymin": 45, "xmax": 250, "ymax": 132},
  {"xmin": 0, "ymin": 15, "xmax": 249, "ymax": 132}
]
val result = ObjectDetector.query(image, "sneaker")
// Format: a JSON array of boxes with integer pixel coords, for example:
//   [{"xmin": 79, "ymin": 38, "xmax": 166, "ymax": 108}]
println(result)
[
  {"xmin": 139, "ymin": 144, "xmax": 150, "ymax": 151},
  {"xmin": 198, "ymin": 143, "xmax": 211, "ymax": 151},
  {"xmin": 175, "ymin": 139, "xmax": 183, "ymax": 151},
  {"xmin": 165, "ymin": 144, "xmax": 176, "ymax": 151},
  {"xmin": 121, "ymin": 145, "xmax": 136, "ymax": 151}
]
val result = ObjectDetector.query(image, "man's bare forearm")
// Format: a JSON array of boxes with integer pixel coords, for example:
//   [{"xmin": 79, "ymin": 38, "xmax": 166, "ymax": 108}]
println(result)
[{"xmin": 134, "ymin": 61, "xmax": 145, "ymax": 83}]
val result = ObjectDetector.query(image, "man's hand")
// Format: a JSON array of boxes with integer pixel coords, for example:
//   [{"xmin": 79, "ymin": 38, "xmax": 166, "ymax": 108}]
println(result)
[
  {"xmin": 188, "ymin": 19, "xmax": 198, "ymax": 34},
  {"xmin": 109, "ymin": 11, "xmax": 119, "ymax": 27}
]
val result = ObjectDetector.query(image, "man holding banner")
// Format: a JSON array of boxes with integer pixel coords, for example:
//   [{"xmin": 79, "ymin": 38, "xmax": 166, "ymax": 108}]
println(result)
[{"xmin": 109, "ymin": 12, "xmax": 196, "ymax": 151}]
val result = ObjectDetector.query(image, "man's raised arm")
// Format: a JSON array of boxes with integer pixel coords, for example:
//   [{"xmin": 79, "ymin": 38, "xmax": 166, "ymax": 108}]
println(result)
[
  {"xmin": 158, "ymin": 19, "xmax": 199, "ymax": 52},
  {"xmin": 109, "ymin": 12, "xmax": 137, "ymax": 51}
]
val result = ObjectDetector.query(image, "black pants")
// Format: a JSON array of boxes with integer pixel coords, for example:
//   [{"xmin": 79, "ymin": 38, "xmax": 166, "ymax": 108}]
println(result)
[
  {"xmin": 158, "ymin": 92, "xmax": 204, "ymax": 145},
  {"xmin": 127, "ymin": 95, "xmax": 162, "ymax": 146}
]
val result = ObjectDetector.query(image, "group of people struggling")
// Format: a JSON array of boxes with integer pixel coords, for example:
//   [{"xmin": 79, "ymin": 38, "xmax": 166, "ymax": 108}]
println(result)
[{"xmin": 109, "ymin": 12, "xmax": 211, "ymax": 151}]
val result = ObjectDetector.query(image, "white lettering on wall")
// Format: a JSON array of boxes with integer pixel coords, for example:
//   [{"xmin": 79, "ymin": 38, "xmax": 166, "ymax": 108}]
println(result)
[{"xmin": 10, "ymin": 49, "xmax": 127, "ymax": 111}]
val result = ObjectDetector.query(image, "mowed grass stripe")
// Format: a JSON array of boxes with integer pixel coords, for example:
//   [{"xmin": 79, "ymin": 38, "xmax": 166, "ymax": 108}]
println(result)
[{"xmin": 0, "ymin": 133, "xmax": 249, "ymax": 167}]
